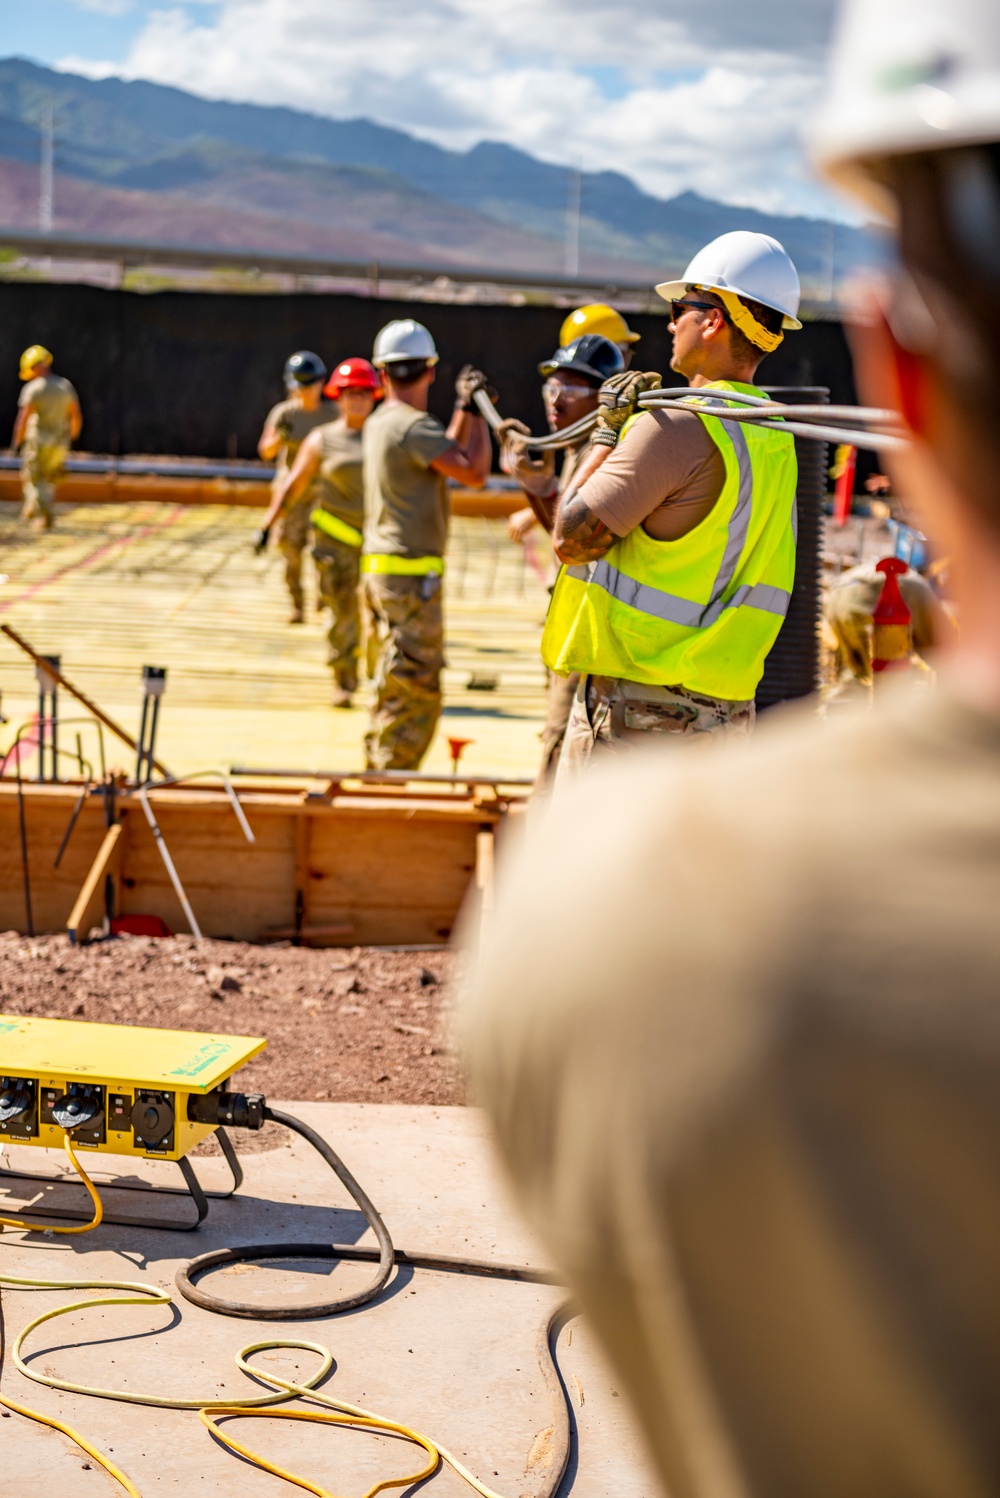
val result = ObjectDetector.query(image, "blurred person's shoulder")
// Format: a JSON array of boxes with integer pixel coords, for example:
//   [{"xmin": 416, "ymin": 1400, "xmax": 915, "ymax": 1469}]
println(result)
[{"xmin": 470, "ymin": 677, "xmax": 1000, "ymax": 1053}]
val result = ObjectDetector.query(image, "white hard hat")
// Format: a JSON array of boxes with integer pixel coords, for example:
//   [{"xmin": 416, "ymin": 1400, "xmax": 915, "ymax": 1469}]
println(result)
[
  {"xmin": 655, "ymin": 231, "xmax": 802, "ymax": 330},
  {"xmin": 810, "ymin": 0, "xmax": 1000, "ymax": 215},
  {"xmin": 372, "ymin": 318, "xmax": 439, "ymax": 368}
]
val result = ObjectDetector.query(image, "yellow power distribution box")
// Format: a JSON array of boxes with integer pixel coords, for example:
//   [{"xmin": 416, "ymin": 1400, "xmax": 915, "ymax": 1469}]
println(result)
[{"xmin": 0, "ymin": 1014, "xmax": 266, "ymax": 1162}]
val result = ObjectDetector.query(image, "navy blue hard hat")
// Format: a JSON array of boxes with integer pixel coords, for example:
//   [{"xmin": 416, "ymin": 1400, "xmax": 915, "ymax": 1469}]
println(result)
[
  {"xmin": 284, "ymin": 350, "xmax": 327, "ymax": 387},
  {"xmin": 538, "ymin": 334, "xmax": 624, "ymax": 384}
]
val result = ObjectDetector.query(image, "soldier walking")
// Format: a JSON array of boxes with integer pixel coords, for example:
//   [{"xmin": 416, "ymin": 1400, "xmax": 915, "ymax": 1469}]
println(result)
[
  {"xmin": 12, "ymin": 345, "xmax": 81, "ymax": 530},
  {"xmin": 257, "ymin": 350, "xmax": 333, "ymax": 623},
  {"xmin": 362, "ymin": 319, "xmax": 491, "ymax": 770},
  {"xmin": 259, "ymin": 357, "xmax": 380, "ymax": 707}
]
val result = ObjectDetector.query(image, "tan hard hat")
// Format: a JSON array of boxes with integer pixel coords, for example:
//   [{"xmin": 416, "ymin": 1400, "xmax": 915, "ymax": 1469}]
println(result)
[
  {"xmin": 19, "ymin": 345, "xmax": 53, "ymax": 380},
  {"xmin": 559, "ymin": 304, "xmax": 640, "ymax": 348}
]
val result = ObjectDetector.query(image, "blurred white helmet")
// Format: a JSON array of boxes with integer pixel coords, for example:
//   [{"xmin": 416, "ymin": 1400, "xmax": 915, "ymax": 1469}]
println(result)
[
  {"xmin": 372, "ymin": 319, "xmax": 439, "ymax": 368},
  {"xmin": 810, "ymin": 0, "xmax": 1000, "ymax": 215},
  {"xmin": 656, "ymin": 231, "xmax": 802, "ymax": 333}
]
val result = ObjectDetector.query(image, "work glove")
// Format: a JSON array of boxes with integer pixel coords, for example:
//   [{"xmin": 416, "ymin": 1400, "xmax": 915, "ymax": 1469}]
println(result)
[
  {"xmin": 592, "ymin": 370, "xmax": 663, "ymax": 447},
  {"xmin": 252, "ymin": 524, "xmax": 271, "ymax": 554},
  {"xmin": 497, "ymin": 418, "xmax": 557, "ymax": 499},
  {"xmin": 454, "ymin": 364, "xmax": 497, "ymax": 413}
]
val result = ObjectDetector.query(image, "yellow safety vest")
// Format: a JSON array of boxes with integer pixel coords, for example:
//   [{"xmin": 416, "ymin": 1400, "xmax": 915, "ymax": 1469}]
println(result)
[{"xmin": 541, "ymin": 381, "xmax": 798, "ymax": 701}]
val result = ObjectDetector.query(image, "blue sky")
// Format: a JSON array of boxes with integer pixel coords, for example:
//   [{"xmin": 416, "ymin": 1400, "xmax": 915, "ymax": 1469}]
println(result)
[{"xmin": 0, "ymin": 0, "xmax": 845, "ymax": 216}]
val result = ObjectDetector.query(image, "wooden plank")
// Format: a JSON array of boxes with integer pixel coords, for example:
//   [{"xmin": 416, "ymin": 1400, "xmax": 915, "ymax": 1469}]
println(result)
[
  {"xmin": 0, "ymin": 791, "xmax": 112, "ymax": 934},
  {"xmin": 0, "ymin": 779, "xmax": 510, "ymax": 945},
  {"xmin": 67, "ymin": 822, "xmax": 123, "ymax": 945}
]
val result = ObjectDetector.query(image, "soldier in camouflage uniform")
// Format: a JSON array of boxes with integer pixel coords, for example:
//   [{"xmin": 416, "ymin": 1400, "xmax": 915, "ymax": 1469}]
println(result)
[
  {"xmin": 13, "ymin": 345, "xmax": 81, "ymax": 530},
  {"xmin": 261, "ymin": 358, "xmax": 379, "ymax": 705},
  {"xmin": 498, "ymin": 334, "xmax": 625, "ymax": 783},
  {"xmin": 257, "ymin": 351, "xmax": 334, "ymax": 622},
  {"xmin": 362, "ymin": 319, "xmax": 492, "ymax": 771}
]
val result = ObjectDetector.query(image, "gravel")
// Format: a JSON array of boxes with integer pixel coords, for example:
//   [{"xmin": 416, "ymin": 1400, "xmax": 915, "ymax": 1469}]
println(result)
[{"xmin": 0, "ymin": 931, "xmax": 466, "ymax": 1109}]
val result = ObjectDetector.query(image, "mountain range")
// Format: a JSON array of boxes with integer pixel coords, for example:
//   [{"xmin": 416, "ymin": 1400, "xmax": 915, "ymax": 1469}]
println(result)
[{"xmin": 0, "ymin": 57, "xmax": 873, "ymax": 292}]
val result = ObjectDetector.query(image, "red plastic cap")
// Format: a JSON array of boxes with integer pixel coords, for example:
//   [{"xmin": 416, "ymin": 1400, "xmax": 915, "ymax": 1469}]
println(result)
[
  {"xmin": 324, "ymin": 357, "xmax": 382, "ymax": 397},
  {"xmin": 873, "ymin": 556, "xmax": 912, "ymax": 626}
]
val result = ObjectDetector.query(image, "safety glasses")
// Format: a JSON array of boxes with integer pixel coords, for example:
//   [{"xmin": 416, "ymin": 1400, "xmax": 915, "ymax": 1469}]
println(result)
[
  {"xmin": 542, "ymin": 378, "xmax": 597, "ymax": 399},
  {"xmin": 668, "ymin": 299, "xmax": 728, "ymax": 324}
]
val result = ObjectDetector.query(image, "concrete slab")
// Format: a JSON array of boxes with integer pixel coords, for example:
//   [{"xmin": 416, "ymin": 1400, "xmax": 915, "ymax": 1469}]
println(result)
[{"xmin": 0, "ymin": 1103, "xmax": 661, "ymax": 1496}]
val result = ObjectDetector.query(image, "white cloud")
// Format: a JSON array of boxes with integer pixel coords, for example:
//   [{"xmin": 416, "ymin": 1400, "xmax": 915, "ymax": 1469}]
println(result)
[
  {"xmin": 74, "ymin": 0, "xmax": 137, "ymax": 14},
  {"xmin": 60, "ymin": 0, "xmax": 843, "ymax": 215}
]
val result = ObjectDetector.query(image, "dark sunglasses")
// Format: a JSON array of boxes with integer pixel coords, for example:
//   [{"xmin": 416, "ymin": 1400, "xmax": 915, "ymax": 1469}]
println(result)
[{"xmin": 669, "ymin": 298, "xmax": 728, "ymax": 323}]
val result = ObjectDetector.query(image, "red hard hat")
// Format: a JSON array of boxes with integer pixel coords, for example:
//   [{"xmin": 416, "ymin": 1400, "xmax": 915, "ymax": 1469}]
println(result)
[{"xmin": 324, "ymin": 357, "xmax": 381, "ymax": 398}]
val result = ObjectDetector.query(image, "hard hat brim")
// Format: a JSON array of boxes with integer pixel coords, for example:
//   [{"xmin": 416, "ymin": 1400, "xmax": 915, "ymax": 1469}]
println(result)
[
  {"xmin": 654, "ymin": 279, "xmax": 802, "ymax": 331},
  {"xmin": 537, "ymin": 358, "xmax": 603, "ymax": 382},
  {"xmin": 372, "ymin": 354, "xmax": 439, "ymax": 368}
]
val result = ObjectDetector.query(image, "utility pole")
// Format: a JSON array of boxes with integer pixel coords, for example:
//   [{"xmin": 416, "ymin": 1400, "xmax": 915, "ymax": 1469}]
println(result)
[
  {"xmin": 564, "ymin": 164, "xmax": 582, "ymax": 279},
  {"xmin": 39, "ymin": 94, "xmax": 54, "ymax": 235},
  {"xmin": 823, "ymin": 215, "xmax": 836, "ymax": 305}
]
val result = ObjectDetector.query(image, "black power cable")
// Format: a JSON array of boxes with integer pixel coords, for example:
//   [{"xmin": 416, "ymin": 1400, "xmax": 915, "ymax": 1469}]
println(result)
[{"xmin": 176, "ymin": 1102, "xmax": 562, "ymax": 1320}]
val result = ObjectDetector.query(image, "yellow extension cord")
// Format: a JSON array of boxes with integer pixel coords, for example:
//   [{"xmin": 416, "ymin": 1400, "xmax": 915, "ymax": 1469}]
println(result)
[{"xmin": 0, "ymin": 1134, "xmax": 511, "ymax": 1498}]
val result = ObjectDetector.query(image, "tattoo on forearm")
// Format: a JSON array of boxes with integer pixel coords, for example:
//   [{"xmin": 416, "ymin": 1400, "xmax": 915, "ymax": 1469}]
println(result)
[{"xmin": 555, "ymin": 492, "xmax": 614, "ymax": 564}]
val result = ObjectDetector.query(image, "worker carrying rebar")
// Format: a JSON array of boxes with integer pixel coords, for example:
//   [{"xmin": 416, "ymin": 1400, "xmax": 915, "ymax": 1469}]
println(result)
[
  {"xmin": 467, "ymin": 0, "xmax": 1000, "ymax": 1493},
  {"xmin": 257, "ymin": 350, "xmax": 334, "ymax": 623},
  {"xmin": 362, "ymin": 319, "xmax": 491, "ymax": 770},
  {"xmin": 505, "ymin": 309, "xmax": 638, "ymax": 548},
  {"xmin": 259, "ymin": 357, "xmax": 381, "ymax": 708},
  {"xmin": 12, "ymin": 345, "xmax": 81, "ymax": 530},
  {"xmin": 499, "ymin": 333, "xmax": 625, "ymax": 779},
  {"xmin": 541, "ymin": 232, "xmax": 802, "ymax": 775}
]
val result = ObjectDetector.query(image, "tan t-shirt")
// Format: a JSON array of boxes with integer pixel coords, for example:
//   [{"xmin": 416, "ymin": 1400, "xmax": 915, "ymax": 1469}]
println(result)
[
  {"xmin": 362, "ymin": 401, "xmax": 454, "ymax": 558},
  {"xmin": 264, "ymin": 398, "xmax": 336, "ymax": 473},
  {"xmin": 580, "ymin": 407, "xmax": 726, "ymax": 540},
  {"xmin": 18, "ymin": 374, "xmax": 78, "ymax": 446},
  {"xmin": 464, "ymin": 678, "xmax": 1000, "ymax": 1498},
  {"xmin": 314, "ymin": 418, "xmax": 364, "ymax": 530}
]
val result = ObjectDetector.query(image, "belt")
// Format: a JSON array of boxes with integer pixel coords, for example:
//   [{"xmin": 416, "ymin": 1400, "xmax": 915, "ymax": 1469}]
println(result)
[
  {"xmin": 310, "ymin": 509, "xmax": 363, "ymax": 547},
  {"xmin": 361, "ymin": 554, "xmax": 445, "ymax": 576}
]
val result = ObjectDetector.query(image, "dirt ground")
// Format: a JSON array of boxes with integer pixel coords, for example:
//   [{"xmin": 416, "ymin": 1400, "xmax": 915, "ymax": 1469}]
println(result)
[{"xmin": 0, "ymin": 932, "xmax": 466, "ymax": 1111}]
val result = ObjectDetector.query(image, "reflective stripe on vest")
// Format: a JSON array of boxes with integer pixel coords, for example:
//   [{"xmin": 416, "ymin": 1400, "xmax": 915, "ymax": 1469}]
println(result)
[
  {"xmin": 565, "ymin": 558, "xmax": 791, "ymax": 628},
  {"xmin": 311, "ymin": 508, "xmax": 363, "ymax": 547},
  {"xmin": 541, "ymin": 381, "xmax": 798, "ymax": 700},
  {"xmin": 360, "ymin": 553, "xmax": 445, "ymax": 576}
]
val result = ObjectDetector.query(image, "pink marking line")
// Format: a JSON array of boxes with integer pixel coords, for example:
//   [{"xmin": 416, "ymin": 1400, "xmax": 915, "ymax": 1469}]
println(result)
[
  {"xmin": 522, "ymin": 529, "xmax": 550, "ymax": 586},
  {"xmin": 0, "ymin": 505, "xmax": 187, "ymax": 615}
]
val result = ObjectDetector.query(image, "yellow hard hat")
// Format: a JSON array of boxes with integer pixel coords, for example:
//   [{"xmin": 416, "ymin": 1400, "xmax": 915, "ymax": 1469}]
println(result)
[
  {"xmin": 559, "ymin": 304, "xmax": 640, "ymax": 348},
  {"xmin": 19, "ymin": 345, "xmax": 53, "ymax": 380}
]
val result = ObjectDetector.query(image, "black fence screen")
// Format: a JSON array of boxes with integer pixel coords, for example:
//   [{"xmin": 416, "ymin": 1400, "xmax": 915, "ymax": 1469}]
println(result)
[{"xmin": 0, "ymin": 280, "xmax": 858, "ymax": 460}]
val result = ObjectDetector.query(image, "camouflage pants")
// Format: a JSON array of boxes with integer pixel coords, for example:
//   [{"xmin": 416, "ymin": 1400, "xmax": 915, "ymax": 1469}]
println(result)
[
  {"xmin": 313, "ymin": 533, "xmax": 361, "ymax": 693},
  {"xmin": 277, "ymin": 492, "xmax": 313, "ymax": 611},
  {"xmin": 535, "ymin": 669, "xmax": 580, "ymax": 789},
  {"xmin": 557, "ymin": 673, "xmax": 755, "ymax": 784},
  {"xmin": 21, "ymin": 441, "xmax": 67, "ymax": 522},
  {"xmin": 363, "ymin": 571, "xmax": 444, "ymax": 771}
]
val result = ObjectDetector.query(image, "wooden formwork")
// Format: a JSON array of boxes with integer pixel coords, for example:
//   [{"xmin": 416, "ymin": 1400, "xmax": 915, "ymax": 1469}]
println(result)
[{"xmin": 0, "ymin": 778, "xmax": 521, "ymax": 946}]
